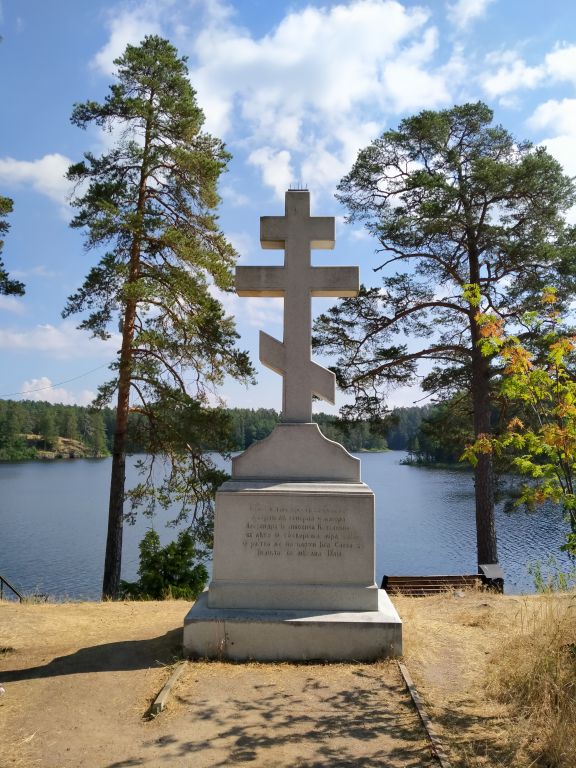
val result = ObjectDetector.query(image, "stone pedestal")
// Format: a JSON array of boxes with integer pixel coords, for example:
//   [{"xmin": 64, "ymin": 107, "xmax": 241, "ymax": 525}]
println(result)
[
  {"xmin": 183, "ymin": 424, "xmax": 402, "ymax": 661},
  {"xmin": 209, "ymin": 480, "xmax": 378, "ymax": 611}
]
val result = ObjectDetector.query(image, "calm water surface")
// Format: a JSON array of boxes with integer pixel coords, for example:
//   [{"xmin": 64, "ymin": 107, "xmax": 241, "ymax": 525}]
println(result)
[{"xmin": 0, "ymin": 451, "xmax": 572, "ymax": 598}]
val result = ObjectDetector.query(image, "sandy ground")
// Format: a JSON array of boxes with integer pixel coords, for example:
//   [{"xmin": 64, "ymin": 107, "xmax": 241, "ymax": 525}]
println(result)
[{"xmin": 0, "ymin": 592, "xmax": 547, "ymax": 767}]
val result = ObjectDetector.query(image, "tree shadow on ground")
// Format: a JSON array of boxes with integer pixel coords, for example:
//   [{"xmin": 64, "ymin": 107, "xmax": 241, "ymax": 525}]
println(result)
[
  {"xmin": 107, "ymin": 663, "xmax": 439, "ymax": 768},
  {"xmin": 433, "ymin": 703, "xmax": 514, "ymax": 767},
  {"xmin": 0, "ymin": 628, "xmax": 182, "ymax": 681}
]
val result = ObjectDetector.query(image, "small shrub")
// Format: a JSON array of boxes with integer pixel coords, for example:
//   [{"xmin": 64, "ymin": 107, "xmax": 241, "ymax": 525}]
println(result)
[{"xmin": 120, "ymin": 529, "xmax": 208, "ymax": 600}]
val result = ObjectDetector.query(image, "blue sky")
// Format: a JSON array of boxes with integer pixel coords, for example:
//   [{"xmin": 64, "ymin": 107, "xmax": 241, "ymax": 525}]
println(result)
[{"xmin": 2, "ymin": 0, "xmax": 576, "ymax": 412}]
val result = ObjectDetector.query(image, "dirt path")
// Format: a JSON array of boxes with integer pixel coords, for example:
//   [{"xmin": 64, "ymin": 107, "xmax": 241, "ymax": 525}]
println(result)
[
  {"xmin": 0, "ymin": 600, "xmax": 436, "ymax": 768},
  {"xmin": 3, "ymin": 591, "xmax": 554, "ymax": 767}
]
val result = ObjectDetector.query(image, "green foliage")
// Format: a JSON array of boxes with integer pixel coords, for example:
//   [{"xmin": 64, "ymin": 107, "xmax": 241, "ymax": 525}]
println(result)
[
  {"xmin": 225, "ymin": 408, "xmax": 390, "ymax": 453},
  {"xmin": 123, "ymin": 396, "xmax": 234, "ymax": 537},
  {"xmin": 315, "ymin": 413, "xmax": 387, "ymax": 451},
  {"xmin": 39, "ymin": 409, "xmax": 57, "ymax": 450},
  {"xmin": 462, "ymin": 283, "xmax": 481, "ymax": 308},
  {"xmin": 120, "ymin": 529, "xmax": 208, "ymax": 600},
  {"xmin": 0, "ymin": 195, "xmax": 25, "ymax": 296},
  {"xmin": 405, "ymin": 396, "xmax": 475, "ymax": 465},
  {"xmin": 86, "ymin": 411, "xmax": 108, "ymax": 457},
  {"xmin": 467, "ymin": 293, "xmax": 576, "ymax": 555},
  {"xmin": 61, "ymin": 409, "xmax": 80, "ymax": 441},
  {"xmin": 228, "ymin": 408, "xmax": 280, "ymax": 449},
  {"xmin": 0, "ymin": 402, "xmax": 28, "ymax": 460},
  {"xmin": 380, "ymin": 406, "xmax": 428, "ymax": 450}
]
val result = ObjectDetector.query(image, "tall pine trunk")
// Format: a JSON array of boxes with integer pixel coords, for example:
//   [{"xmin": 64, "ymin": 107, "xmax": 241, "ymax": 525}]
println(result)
[
  {"xmin": 101, "ymin": 297, "xmax": 137, "ymax": 598},
  {"xmin": 470, "ymin": 325, "xmax": 499, "ymax": 565},
  {"xmin": 101, "ymin": 105, "xmax": 151, "ymax": 599},
  {"xmin": 465, "ymin": 207, "xmax": 499, "ymax": 568}
]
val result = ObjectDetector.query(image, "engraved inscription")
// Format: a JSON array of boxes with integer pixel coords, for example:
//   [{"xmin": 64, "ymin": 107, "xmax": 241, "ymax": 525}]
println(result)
[{"xmin": 241, "ymin": 503, "xmax": 364, "ymax": 559}]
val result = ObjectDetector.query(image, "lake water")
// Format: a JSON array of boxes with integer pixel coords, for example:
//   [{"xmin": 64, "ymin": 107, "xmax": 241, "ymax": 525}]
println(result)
[{"xmin": 0, "ymin": 451, "xmax": 572, "ymax": 599}]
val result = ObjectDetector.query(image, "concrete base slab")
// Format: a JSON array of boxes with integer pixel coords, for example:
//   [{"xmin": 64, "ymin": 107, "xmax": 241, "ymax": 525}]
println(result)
[{"xmin": 183, "ymin": 589, "xmax": 402, "ymax": 661}]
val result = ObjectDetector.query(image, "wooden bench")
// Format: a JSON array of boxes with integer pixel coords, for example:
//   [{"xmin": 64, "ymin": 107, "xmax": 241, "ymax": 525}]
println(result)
[{"xmin": 381, "ymin": 574, "xmax": 483, "ymax": 596}]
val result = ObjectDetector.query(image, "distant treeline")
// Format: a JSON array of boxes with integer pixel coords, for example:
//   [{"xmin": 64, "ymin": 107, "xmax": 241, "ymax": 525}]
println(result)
[
  {"xmin": 227, "ymin": 409, "xmax": 391, "ymax": 452},
  {"xmin": 0, "ymin": 399, "xmax": 113, "ymax": 460},
  {"xmin": 0, "ymin": 399, "xmax": 433, "ymax": 461}
]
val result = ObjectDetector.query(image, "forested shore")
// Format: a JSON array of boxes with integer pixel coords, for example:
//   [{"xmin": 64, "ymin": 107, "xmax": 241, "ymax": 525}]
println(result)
[{"xmin": 0, "ymin": 399, "xmax": 432, "ymax": 461}]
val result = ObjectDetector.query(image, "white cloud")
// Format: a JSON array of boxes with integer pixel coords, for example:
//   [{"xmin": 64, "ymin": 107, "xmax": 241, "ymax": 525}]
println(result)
[
  {"xmin": 480, "ymin": 51, "xmax": 544, "ymax": 99},
  {"xmin": 90, "ymin": 0, "xmax": 486, "ymax": 199},
  {"xmin": 248, "ymin": 148, "xmax": 294, "ymax": 199},
  {"xmin": 226, "ymin": 231, "xmax": 256, "ymax": 263},
  {"xmin": 300, "ymin": 141, "xmax": 349, "ymax": 196},
  {"xmin": 480, "ymin": 43, "xmax": 576, "ymax": 103},
  {"xmin": 89, "ymin": 0, "xmax": 468, "ymax": 198},
  {"xmin": 527, "ymin": 99, "xmax": 576, "ymax": 176},
  {"xmin": 11, "ymin": 264, "xmax": 58, "ymax": 280},
  {"xmin": 0, "ymin": 154, "xmax": 72, "ymax": 214},
  {"xmin": 347, "ymin": 228, "xmax": 371, "ymax": 241},
  {"xmin": 528, "ymin": 98, "xmax": 576, "ymax": 135},
  {"xmin": 184, "ymin": 0, "xmax": 457, "ymax": 196},
  {"xmin": 446, "ymin": 0, "xmax": 496, "ymax": 30},
  {"xmin": 537, "ymin": 134, "xmax": 576, "ymax": 178},
  {"xmin": 243, "ymin": 296, "xmax": 283, "ymax": 328},
  {"xmin": 91, "ymin": 0, "xmax": 170, "ymax": 75},
  {"xmin": 90, "ymin": 0, "xmax": 235, "ymax": 77},
  {"xmin": 380, "ymin": 28, "xmax": 450, "ymax": 112},
  {"xmin": 221, "ymin": 185, "xmax": 250, "ymax": 208},
  {"xmin": 545, "ymin": 44, "xmax": 576, "ymax": 85},
  {"xmin": 19, "ymin": 377, "xmax": 96, "ymax": 406},
  {"xmin": 0, "ymin": 295, "xmax": 26, "ymax": 314},
  {"xmin": 0, "ymin": 322, "xmax": 120, "ymax": 359},
  {"xmin": 387, "ymin": 382, "xmax": 425, "ymax": 408},
  {"xmin": 526, "ymin": 98, "xmax": 576, "ymax": 220},
  {"xmin": 213, "ymin": 285, "xmax": 283, "ymax": 329}
]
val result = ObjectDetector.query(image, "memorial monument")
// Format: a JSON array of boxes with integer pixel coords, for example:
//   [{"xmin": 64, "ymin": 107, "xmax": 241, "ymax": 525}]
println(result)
[{"xmin": 183, "ymin": 189, "xmax": 402, "ymax": 660}]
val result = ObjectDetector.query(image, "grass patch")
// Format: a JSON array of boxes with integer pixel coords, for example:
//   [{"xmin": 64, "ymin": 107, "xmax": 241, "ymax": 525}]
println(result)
[{"xmin": 489, "ymin": 593, "xmax": 576, "ymax": 767}]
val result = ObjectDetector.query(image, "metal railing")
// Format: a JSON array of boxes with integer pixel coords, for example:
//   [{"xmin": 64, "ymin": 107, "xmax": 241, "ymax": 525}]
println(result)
[{"xmin": 0, "ymin": 574, "xmax": 23, "ymax": 602}]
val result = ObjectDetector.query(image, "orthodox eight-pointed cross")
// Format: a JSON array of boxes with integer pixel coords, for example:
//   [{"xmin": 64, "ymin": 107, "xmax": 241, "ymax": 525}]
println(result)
[{"xmin": 236, "ymin": 190, "xmax": 359, "ymax": 423}]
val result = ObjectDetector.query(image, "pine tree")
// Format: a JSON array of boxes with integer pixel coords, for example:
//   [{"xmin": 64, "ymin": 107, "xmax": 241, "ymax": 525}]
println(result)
[
  {"xmin": 39, "ymin": 409, "xmax": 57, "ymax": 451},
  {"xmin": 87, "ymin": 412, "xmax": 108, "ymax": 457},
  {"xmin": 315, "ymin": 102, "xmax": 576, "ymax": 568},
  {"xmin": 62, "ymin": 408, "xmax": 80, "ymax": 441},
  {"xmin": 64, "ymin": 36, "xmax": 253, "ymax": 598}
]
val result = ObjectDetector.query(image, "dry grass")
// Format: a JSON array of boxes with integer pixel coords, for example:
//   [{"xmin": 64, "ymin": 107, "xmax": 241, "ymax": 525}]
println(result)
[
  {"xmin": 2, "ymin": 592, "xmax": 576, "ymax": 768},
  {"xmin": 395, "ymin": 590, "xmax": 515, "ymax": 767},
  {"xmin": 488, "ymin": 593, "xmax": 576, "ymax": 768}
]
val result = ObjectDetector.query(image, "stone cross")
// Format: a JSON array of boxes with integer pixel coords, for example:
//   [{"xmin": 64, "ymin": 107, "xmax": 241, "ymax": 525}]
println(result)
[{"xmin": 236, "ymin": 190, "xmax": 359, "ymax": 423}]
